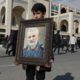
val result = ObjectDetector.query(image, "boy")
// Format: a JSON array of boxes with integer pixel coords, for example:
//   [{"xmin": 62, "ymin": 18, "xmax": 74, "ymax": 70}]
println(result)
[
  {"xmin": 16, "ymin": 3, "xmax": 54, "ymax": 80},
  {"xmin": 25, "ymin": 3, "xmax": 54, "ymax": 80}
]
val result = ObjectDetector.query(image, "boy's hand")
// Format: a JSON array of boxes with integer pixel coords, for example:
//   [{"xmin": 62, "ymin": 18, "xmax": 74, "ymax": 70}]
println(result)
[
  {"xmin": 44, "ymin": 64, "xmax": 51, "ymax": 68},
  {"xmin": 14, "ymin": 61, "xmax": 20, "ymax": 65},
  {"xmin": 49, "ymin": 59, "xmax": 54, "ymax": 63},
  {"xmin": 36, "ymin": 66, "xmax": 40, "ymax": 71},
  {"xmin": 44, "ymin": 59, "xmax": 54, "ymax": 68}
]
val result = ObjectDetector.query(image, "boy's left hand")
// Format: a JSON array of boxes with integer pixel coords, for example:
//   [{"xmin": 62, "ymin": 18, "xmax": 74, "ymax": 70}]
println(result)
[{"xmin": 44, "ymin": 59, "xmax": 54, "ymax": 68}]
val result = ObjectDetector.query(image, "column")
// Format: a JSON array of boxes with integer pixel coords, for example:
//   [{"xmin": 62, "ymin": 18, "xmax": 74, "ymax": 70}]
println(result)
[
  {"xmin": 5, "ymin": 0, "xmax": 12, "ymax": 36},
  {"xmin": 0, "ymin": 12, "xmax": 1, "ymax": 23},
  {"xmin": 25, "ymin": 0, "xmax": 33, "ymax": 19},
  {"xmin": 79, "ymin": 24, "xmax": 80, "ymax": 34},
  {"xmin": 58, "ymin": 3, "xmax": 61, "ymax": 14},
  {"xmin": 57, "ymin": 15, "xmax": 60, "ymax": 30},
  {"xmin": 49, "ymin": 0, "xmax": 52, "ymax": 17},
  {"xmin": 73, "ymin": 22, "xmax": 76, "ymax": 34},
  {"xmin": 68, "ymin": 12, "xmax": 73, "ymax": 35}
]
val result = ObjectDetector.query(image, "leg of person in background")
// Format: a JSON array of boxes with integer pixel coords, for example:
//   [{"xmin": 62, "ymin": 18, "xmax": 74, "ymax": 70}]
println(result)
[
  {"xmin": 71, "ymin": 45, "xmax": 72, "ymax": 53},
  {"xmin": 65, "ymin": 45, "xmax": 69, "ymax": 53},
  {"xmin": 8, "ymin": 49, "xmax": 13, "ymax": 56},
  {"xmin": 12, "ymin": 46, "xmax": 16, "ymax": 56},
  {"xmin": 53, "ymin": 45, "xmax": 57, "ymax": 53},
  {"xmin": 58, "ymin": 45, "xmax": 60, "ymax": 54},
  {"xmin": 61, "ymin": 44, "xmax": 64, "ymax": 51},
  {"xmin": 71, "ymin": 44, "xmax": 74, "ymax": 53},
  {"xmin": 6, "ymin": 43, "xmax": 11, "ymax": 55}
]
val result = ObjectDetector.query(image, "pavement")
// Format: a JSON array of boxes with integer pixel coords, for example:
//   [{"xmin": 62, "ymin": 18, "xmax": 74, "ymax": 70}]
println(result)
[{"xmin": 0, "ymin": 47, "xmax": 80, "ymax": 80}]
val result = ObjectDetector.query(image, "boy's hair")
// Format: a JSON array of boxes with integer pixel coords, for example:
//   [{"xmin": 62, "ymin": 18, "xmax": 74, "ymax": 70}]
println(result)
[{"xmin": 31, "ymin": 3, "xmax": 46, "ymax": 14}]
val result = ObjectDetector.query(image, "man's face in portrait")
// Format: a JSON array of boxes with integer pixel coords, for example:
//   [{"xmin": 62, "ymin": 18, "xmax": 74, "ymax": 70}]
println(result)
[{"xmin": 27, "ymin": 28, "xmax": 39, "ymax": 49}]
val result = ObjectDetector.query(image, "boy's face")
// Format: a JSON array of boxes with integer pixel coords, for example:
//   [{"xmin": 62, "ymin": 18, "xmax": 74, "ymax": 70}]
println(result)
[{"xmin": 32, "ymin": 11, "xmax": 45, "ymax": 19}]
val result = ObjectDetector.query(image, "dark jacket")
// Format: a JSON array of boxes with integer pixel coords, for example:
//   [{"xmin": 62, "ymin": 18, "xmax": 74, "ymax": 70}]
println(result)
[{"xmin": 55, "ymin": 34, "xmax": 61, "ymax": 44}]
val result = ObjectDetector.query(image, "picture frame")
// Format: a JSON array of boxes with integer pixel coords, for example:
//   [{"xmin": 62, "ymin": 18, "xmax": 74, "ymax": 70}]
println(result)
[{"xmin": 16, "ymin": 18, "xmax": 53, "ymax": 66}]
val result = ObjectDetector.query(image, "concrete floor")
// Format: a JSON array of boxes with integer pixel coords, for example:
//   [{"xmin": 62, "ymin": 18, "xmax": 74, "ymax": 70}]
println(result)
[{"xmin": 0, "ymin": 47, "xmax": 80, "ymax": 80}]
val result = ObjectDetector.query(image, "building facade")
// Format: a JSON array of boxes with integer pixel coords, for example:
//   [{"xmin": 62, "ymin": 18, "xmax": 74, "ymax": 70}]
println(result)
[
  {"xmin": 50, "ymin": 0, "xmax": 80, "ymax": 37},
  {"xmin": 0, "ymin": 0, "xmax": 49, "ymax": 38},
  {"xmin": 0, "ymin": 0, "xmax": 80, "ymax": 41}
]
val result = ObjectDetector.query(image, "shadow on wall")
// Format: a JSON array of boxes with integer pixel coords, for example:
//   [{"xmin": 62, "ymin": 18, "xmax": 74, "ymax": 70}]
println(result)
[{"xmin": 53, "ymin": 72, "xmax": 74, "ymax": 80}]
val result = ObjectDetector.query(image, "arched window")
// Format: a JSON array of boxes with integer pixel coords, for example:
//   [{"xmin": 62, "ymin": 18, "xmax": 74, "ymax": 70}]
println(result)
[
  {"xmin": 74, "ymin": 20, "xmax": 79, "ymax": 34},
  {"xmin": 61, "ymin": 8, "xmax": 66, "ymax": 14},
  {"xmin": 60, "ymin": 20, "xmax": 68, "ymax": 32},
  {"xmin": 2, "ymin": 15, "xmax": 5, "ymax": 24},
  {"xmin": 1, "ymin": 7, "xmax": 5, "ymax": 24},
  {"xmin": 12, "ymin": 6, "xmax": 25, "ymax": 25}
]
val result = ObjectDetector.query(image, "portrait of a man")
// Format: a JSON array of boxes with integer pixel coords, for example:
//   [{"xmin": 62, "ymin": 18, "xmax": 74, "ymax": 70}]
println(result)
[{"xmin": 23, "ymin": 27, "xmax": 45, "ymax": 58}]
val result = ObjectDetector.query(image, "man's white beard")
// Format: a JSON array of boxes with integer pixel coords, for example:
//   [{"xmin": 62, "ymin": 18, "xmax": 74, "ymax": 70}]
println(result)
[{"xmin": 28, "ymin": 40, "xmax": 38, "ymax": 49}]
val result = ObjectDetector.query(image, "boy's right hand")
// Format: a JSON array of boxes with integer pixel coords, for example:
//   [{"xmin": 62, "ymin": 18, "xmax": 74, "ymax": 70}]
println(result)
[{"xmin": 14, "ymin": 61, "xmax": 20, "ymax": 65}]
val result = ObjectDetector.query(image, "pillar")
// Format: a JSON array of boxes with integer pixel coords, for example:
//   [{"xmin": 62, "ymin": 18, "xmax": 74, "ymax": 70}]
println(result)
[
  {"xmin": 68, "ymin": 12, "xmax": 73, "ymax": 35},
  {"xmin": 25, "ymin": 0, "xmax": 33, "ymax": 19},
  {"xmin": 79, "ymin": 23, "xmax": 80, "ymax": 34},
  {"xmin": 5, "ymin": 0, "xmax": 12, "ymax": 36}
]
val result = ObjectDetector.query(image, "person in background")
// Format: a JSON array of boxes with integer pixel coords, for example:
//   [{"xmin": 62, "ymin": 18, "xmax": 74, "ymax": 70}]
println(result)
[
  {"xmin": 77, "ymin": 37, "xmax": 80, "ymax": 48},
  {"xmin": 53, "ymin": 30, "xmax": 61, "ymax": 54},
  {"xmin": 15, "ymin": 3, "xmax": 54, "ymax": 80},
  {"xmin": 5, "ymin": 33, "xmax": 14, "ymax": 55},
  {"xmin": 69, "ymin": 34, "xmax": 76, "ymax": 53},
  {"xmin": 65, "ymin": 35, "xmax": 70, "ymax": 53},
  {"xmin": 6, "ymin": 31, "xmax": 18, "ymax": 56}
]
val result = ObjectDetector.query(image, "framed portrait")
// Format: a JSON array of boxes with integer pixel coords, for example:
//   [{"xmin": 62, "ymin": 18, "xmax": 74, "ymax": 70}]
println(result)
[{"xmin": 16, "ymin": 18, "xmax": 53, "ymax": 66}]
